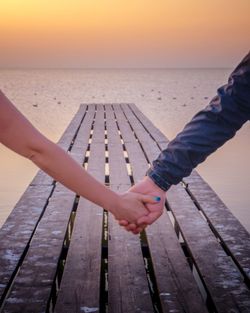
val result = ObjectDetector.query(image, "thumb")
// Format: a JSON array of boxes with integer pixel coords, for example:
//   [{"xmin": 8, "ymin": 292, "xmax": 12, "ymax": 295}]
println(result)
[{"xmin": 140, "ymin": 194, "xmax": 161, "ymax": 205}]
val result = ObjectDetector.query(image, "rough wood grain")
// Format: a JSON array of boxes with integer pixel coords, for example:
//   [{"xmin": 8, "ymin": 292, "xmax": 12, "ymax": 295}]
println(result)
[
  {"xmin": 185, "ymin": 171, "xmax": 250, "ymax": 283},
  {"xmin": 1, "ymin": 103, "xmax": 249, "ymax": 313},
  {"xmin": 2, "ymin": 187, "xmax": 76, "ymax": 313},
  {"xmin": 114, "ymin": 104, "xmax": 207, "ymax": 313},
  {"xmin": 57, "ymin": 105, "xmax": 87, "ymax": 150},
  {"xmin": 0, "ymin": 105, "xmax": 88, "ymax": 312},
  {"xmin": 126, "ymin": 103, "xmax": 250, "ymax": 313},
  {"xmin": 106, "ymin": 104, "xmax": 154, "ymax": 313},
  {"xmin": 55, "ymin": 105, "xmax": 103, "ymax": 313},
  {"xmin": 168, "ymin": 184, "xmax": 250, "ymax": 313},
  {"xmin": 128, "ymin": 103, "xmax": 169, "ymax": 144},
  {"xmin": 0, "ymin": 185, "xmax": 52, "ymax": 302},
  {"xmin": 131, "ymin": 103, "xmax": 250, "ymax": 286}
]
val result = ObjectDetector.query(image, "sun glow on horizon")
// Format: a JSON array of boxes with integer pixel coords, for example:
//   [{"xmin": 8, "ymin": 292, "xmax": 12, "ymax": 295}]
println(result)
[{"xmin": 0, "ymin": 0, "xmax": 249, "ymax": 67}]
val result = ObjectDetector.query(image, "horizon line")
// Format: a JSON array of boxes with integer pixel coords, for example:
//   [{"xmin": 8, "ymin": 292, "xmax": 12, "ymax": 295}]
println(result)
[{"xmin": 0, "ymin": 66, "xmax": 232, "ymax": 71}]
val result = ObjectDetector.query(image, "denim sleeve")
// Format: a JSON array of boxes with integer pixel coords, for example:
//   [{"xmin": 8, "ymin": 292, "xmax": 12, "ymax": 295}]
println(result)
[{"xmin": 147, "ymin": 51, "xmax": 250, "ymax": 191}]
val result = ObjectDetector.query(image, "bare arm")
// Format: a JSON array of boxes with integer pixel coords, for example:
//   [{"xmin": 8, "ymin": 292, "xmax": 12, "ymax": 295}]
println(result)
[{"xmin": 0, "ymin": 91, "xmax": 157, "ymax": 222}]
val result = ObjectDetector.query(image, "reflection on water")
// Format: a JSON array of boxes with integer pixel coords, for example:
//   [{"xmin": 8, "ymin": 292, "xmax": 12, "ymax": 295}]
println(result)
[{"xmin": 0, "ymin": 69, "xmax": 249, "ymax": 231}]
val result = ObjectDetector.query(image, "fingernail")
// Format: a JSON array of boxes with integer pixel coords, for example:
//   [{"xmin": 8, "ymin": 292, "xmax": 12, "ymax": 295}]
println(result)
[{"xmin": 154, "ymin": 196, "xmax": 161, "ymax": 202}]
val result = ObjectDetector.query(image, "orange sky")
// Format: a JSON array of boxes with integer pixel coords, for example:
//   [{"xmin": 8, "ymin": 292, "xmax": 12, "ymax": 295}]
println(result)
[{"xmin": 0, "ymin": 0, "xmax": 249, "ymax": 67}]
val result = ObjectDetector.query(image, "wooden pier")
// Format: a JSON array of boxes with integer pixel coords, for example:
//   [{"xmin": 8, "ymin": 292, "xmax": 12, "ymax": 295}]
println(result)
[{"xmin": 0, "ymin": 103, "xmax": 250, "ymax": 313}]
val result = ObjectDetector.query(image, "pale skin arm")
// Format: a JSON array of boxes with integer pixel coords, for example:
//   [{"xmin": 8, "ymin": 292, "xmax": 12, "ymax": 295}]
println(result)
[{"xmin": 0, "ymin": 90, "xmax": 158, "ymax": 223}]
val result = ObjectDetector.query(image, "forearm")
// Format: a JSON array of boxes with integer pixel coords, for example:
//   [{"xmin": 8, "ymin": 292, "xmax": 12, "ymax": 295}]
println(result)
[
  {"xmin": 30, "ymin": 140, "xmax": 119, "ymax": 211},
  {"xmin": 1, "ymin": 92, "xmax": 157, "ymax": 225},
  {"xmin": 0, "ymin": 91, "xmax": 119, "ymax": 212},
  {"xmin": 148, "ymin": 52, "xmax": 250, "ymax": 191}
]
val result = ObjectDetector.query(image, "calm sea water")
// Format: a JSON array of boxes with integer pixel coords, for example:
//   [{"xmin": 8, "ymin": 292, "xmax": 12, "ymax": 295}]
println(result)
[{"xmin": 0, "ymin": 69, "xmax": 249, "ymax": 231}]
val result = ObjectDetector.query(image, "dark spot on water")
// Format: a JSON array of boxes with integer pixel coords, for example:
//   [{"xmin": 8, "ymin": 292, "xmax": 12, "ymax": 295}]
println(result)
[
  {"xmin": 54, "ymin": 97, "xmax": 57, "ymax": 100},
  {"xmin": 157, "ymin": 97, "xmax": 162, "ymax": 100},
  {"xmin": 204, "ymin": 96, "xmax": 208, "ymax": 99},
  {"xmin": 57, "ymin": 101, "xmax": 61, "ymax": 104},
  {"xmin": 102, "ymin": 95, "xmax": 105, "ymax": 97},
  {"xmin": 34, "ymin": 92, "xmax": 37, "ymax": 96},
  {"xmin": 191, "ymin": 97, "xmax": 194, "ymax": 99},
  {"xmin": 173, "ymin": 97, "xmax": 176, "ymax": 100},
  {"xmin": 151, "ymin": 89, "xmax": 154, "ymax": 92},
  {"xmin": 33, "ymin": 104, "xmax": 38, "ymax": 107},
  {"xmin": 92, "ymin": 96, "xmax": 95, "ymax": 99},
  {"xmin": 193, "ymin": 86, "xmax": 197, "ymax": 89},
  {"xmin": 141, "ymin": 94, "xmax": 144, "ymax": 97},
  {"xmin": 182, "ymin": 104, "xmax": 187, "ymax": 107}
]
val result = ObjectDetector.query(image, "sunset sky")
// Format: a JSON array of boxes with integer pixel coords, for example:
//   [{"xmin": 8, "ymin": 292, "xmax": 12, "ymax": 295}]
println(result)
[{"xmin": 0, "ymin": 0, "xmax": 249, "ymax": 67}]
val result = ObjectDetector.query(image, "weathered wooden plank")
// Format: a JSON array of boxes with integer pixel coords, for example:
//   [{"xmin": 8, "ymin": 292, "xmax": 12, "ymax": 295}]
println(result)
[
  {"xmin": 1, "ymin": 286, "xmax": 52, "ymax": 313},
  {"xmin": 149, "ymin": 116, "xmax": 250, "ymax": 288},
  {"xmin": 114, "ymin": 104, "xmax": 207, "ymax": 313},
  {"xmin": 185, "ymin": 171, "xmax": 250, "ymax": 283},
  {"xmin": 54, "ymin": 199, "xmax": 103, "ymax": 313},
  {"xmin": 153, "ymin": 125, "xmax": 250, "ymax": 288},
  {"xmin": 128, "ymin": 103, "xmax": 169, "ymax": 144},
  {"xmin": 55, "ymin": 105, "xmax": 104, "ymax": 312},
  {"xmin": 0, "ymin": 185, "xmax": 52, "ymax": 302},
  {"xmin": 135, "ymin": 100, "xmax": 250, "ymax": 287},
  {"xmin": 2, "ymin": 102, "xmax": 249, "ymax": 313},
  {"xmin": 168, "ymin": 185, "xmax": 250, "ymax": 313},
  {"xmin": 106, "ymin": 104, "xmax": 154, "ymax": 313},
  {"xmin": 126, "ymin": 103, "xmax": 250, "ymax": 312},
  {"xmin": 135, "ymin": 100, "xmax": 250, "ymax": 286},
  {"xmin": 57, "ymin": 105, "xmax": 87, "ymax": 150},
  {"xmin": 112, "ymin": 105, "xmax": 150, "ymax": 184},
  {"xmin": 121, "ymin": 104, "xmax": 160, "ymax": 161},
  {"xmin": 70, "ymin": 105, "xmax": 95, "ymax": 159},
  {"xmin": 2, "ymin": 186, "xmax": 76, "ymax": 313},
  {"xmin": 112, "ymin": 104, "xmax": 137, "ymax": 143},
  {"xmin": 1, "ymin": 105, "xmax": 90, "ymax": 312},
  {"xmin": 30, "ymin": 170, "xmax": 54, "ymax": 186}
]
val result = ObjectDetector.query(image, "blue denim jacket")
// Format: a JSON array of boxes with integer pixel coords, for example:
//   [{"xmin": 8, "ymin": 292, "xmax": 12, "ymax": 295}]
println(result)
[{"xmin": 147, "ymin": 52, "xmax": 250, "ymax": 191}]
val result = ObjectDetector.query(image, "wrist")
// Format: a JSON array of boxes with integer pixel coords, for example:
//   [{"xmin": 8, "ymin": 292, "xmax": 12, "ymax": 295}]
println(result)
[
  {"xmin": 101, "ymin": 188, "xmax": 121, "ymax": 214},
  {"xmin": 142, "ymin": 176, "xmax": 166, "ymax": 194},
  {"xmin": 146, "ymin": 168, "xmax": 171, "ymax": 191}
]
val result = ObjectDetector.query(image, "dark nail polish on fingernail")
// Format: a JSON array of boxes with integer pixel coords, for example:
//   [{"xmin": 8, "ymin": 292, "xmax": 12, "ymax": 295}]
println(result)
[{"xmin": 154, "ymin": 196, "xmax": 161, "ymax": 202}]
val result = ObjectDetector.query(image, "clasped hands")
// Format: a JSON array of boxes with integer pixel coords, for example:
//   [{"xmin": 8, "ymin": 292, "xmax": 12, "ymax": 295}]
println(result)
[{"xmin": 111, "ymin": 176, "xmax": 166, "ymax": 234}]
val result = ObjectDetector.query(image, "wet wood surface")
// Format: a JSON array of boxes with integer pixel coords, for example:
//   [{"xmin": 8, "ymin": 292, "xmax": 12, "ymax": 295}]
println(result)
[{"xmin": 0, "ymin": 103, "xmax": 249, "ymax": 313}]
